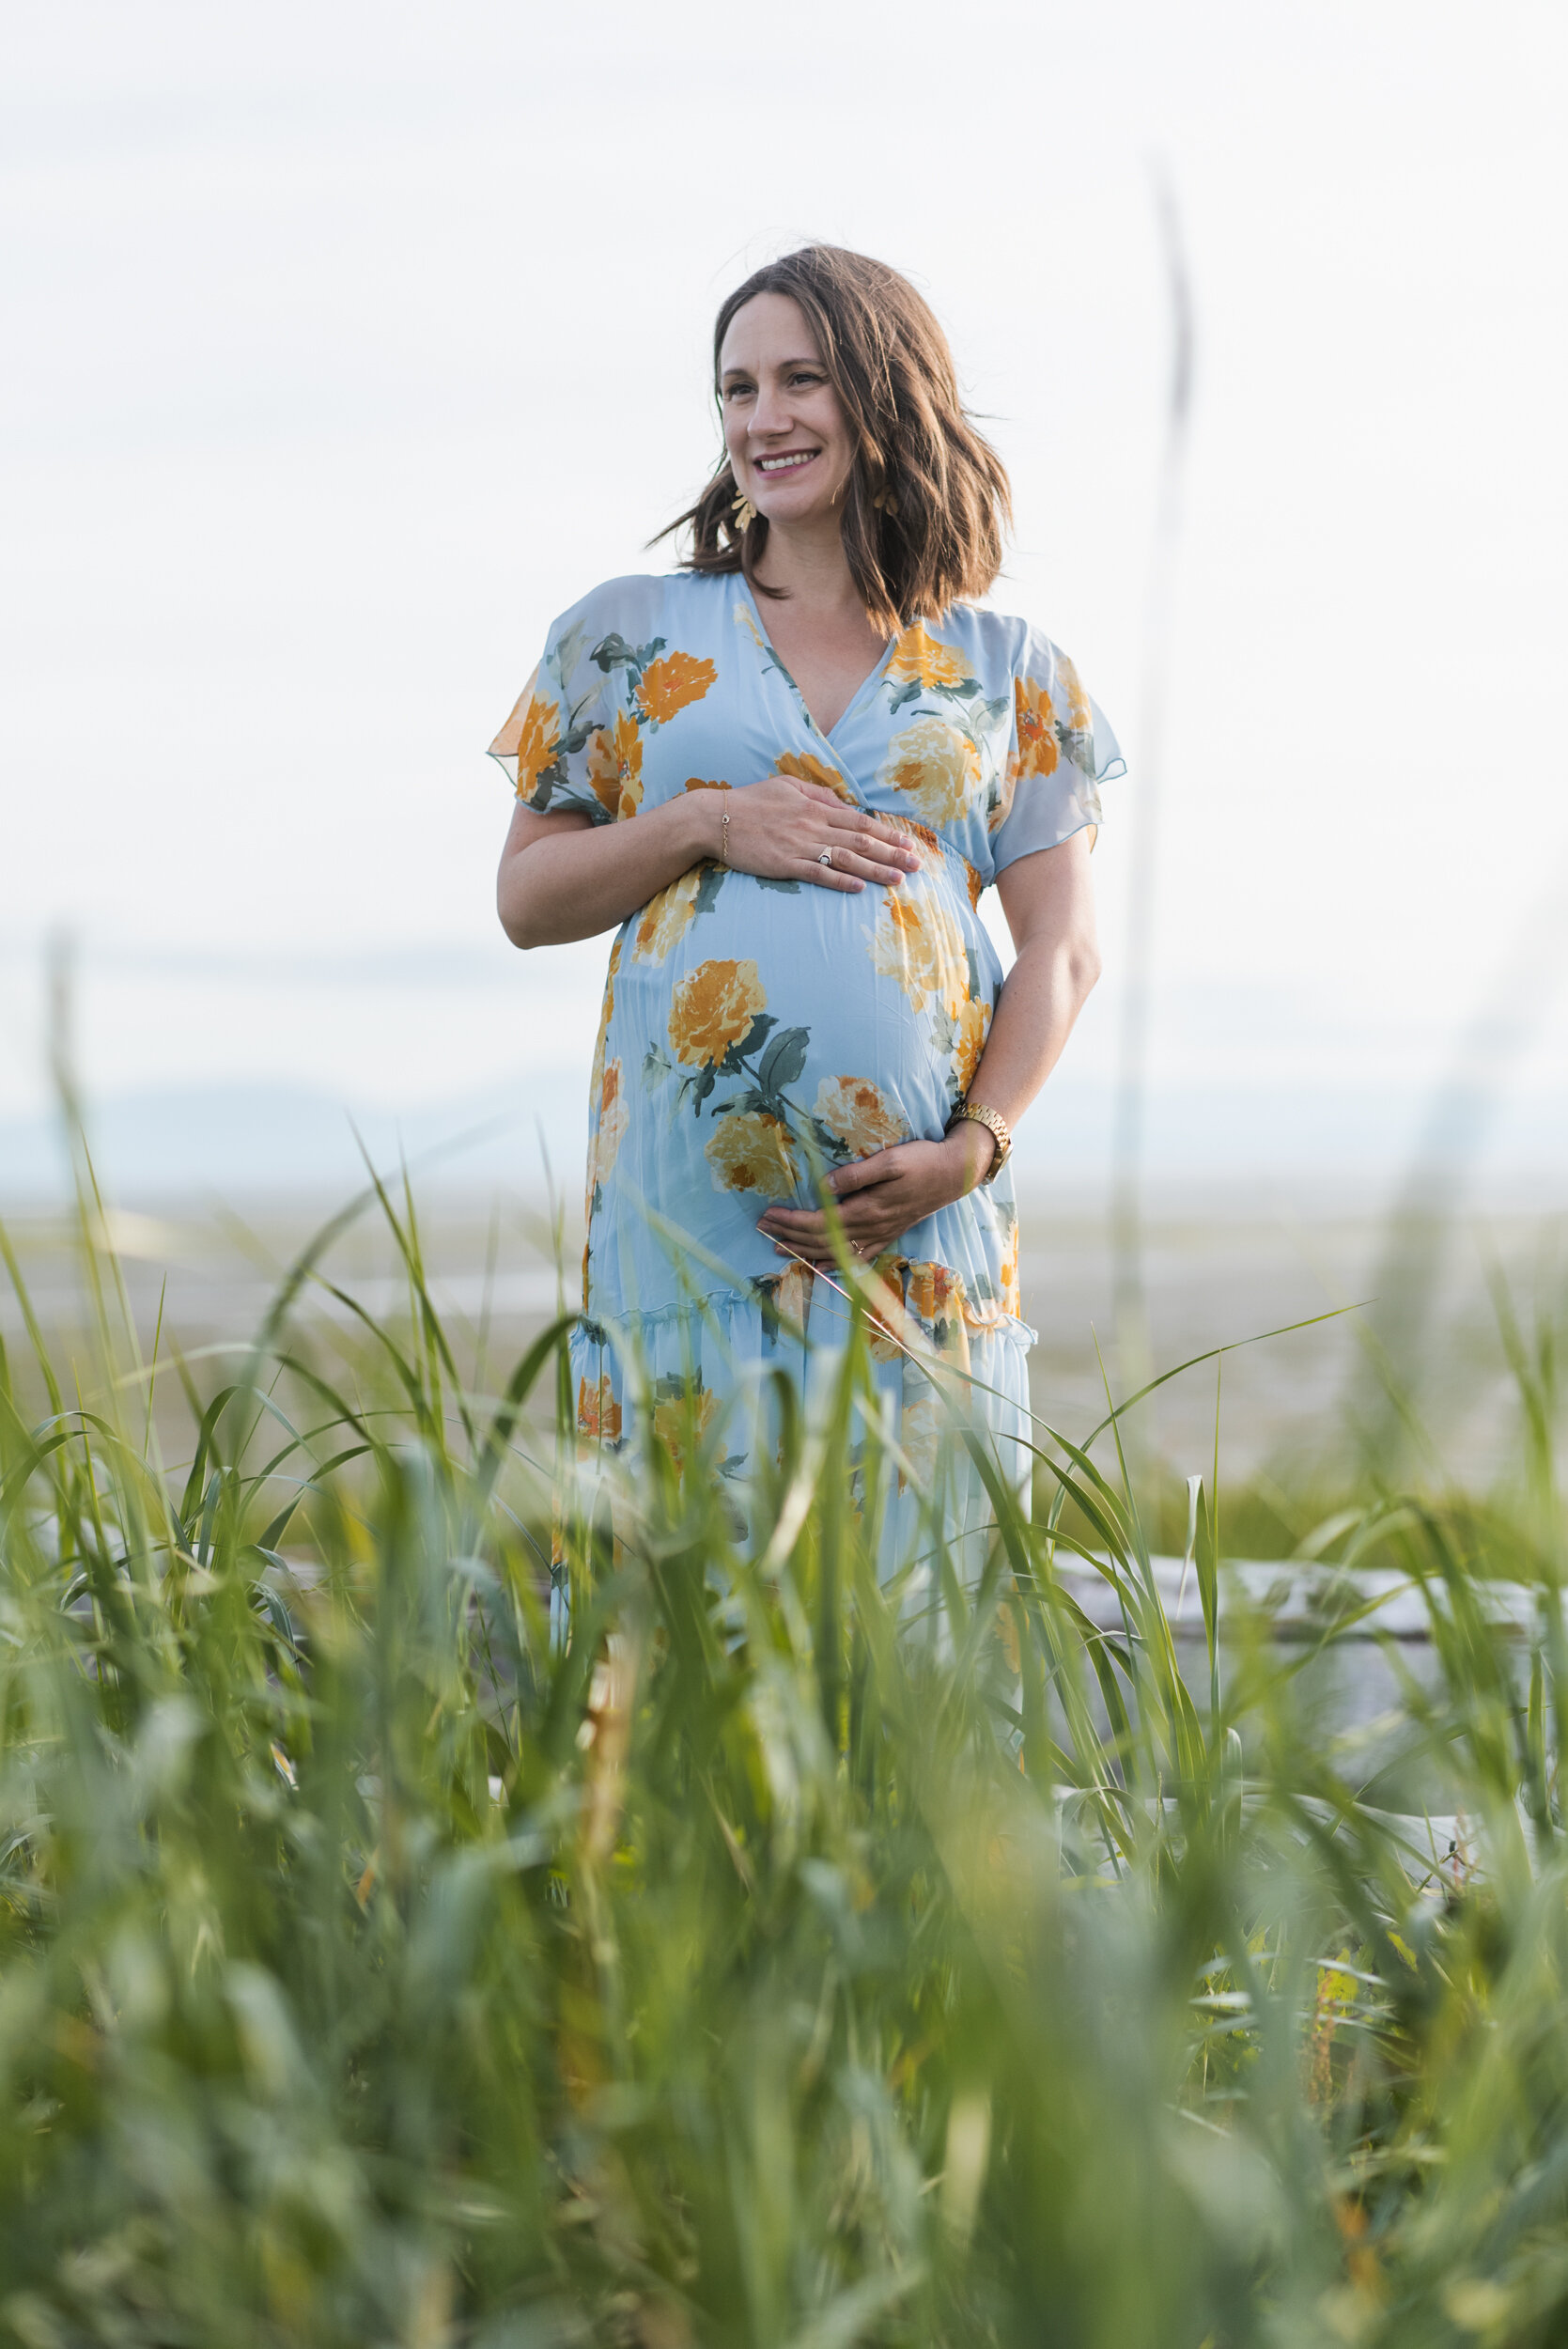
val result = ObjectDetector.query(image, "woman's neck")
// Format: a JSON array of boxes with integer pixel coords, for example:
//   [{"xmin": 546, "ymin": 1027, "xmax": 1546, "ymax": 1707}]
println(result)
[{"xmin": 753, "ymin": 515, "xmax": 863, "ymax": 620}]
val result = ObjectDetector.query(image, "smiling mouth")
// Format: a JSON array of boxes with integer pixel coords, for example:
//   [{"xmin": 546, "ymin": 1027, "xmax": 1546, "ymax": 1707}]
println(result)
[{"xmin": 754, "ymin": 450, "xmax": 820, "ymax": 475}]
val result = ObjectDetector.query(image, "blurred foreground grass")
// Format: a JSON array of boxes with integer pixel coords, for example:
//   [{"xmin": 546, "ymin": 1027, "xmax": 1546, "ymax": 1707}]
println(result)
[{"xmin": 2, "ymin": 1166, "xmax": 1568, "ymax": 2347}]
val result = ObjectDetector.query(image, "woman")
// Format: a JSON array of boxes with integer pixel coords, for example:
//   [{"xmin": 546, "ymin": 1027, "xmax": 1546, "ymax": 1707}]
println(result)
[{"xmin": 491, "ymin": 245, "xmax": 1119, "ymax": 1565}]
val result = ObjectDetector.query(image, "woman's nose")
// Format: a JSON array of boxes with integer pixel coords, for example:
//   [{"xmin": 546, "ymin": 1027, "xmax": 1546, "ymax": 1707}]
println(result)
[{"xmin": 750, "ymin": 381, "xmax": 788, "ymax": 438}]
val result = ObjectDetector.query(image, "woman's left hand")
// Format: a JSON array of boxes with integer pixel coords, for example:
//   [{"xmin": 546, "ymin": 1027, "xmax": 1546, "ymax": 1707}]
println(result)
[{"xmin": 756, "ymin": 1128, "xmax": 995, "ymax": 1266}]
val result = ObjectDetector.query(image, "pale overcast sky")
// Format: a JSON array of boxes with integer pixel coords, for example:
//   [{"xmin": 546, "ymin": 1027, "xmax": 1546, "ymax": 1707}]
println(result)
[{"xmin": 2, "ymin": 0, "xmax": 1565, "ymax": 1187}]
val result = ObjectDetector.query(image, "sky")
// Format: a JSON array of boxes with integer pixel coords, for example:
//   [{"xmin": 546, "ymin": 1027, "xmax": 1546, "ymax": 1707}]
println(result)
[{"xmin": 2, "ymin": 0, "xmax": 1566, "ymax": 1198}]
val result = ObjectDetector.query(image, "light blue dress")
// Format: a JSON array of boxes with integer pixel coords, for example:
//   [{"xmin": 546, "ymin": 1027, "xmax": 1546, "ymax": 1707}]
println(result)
[{"xmin": 490, "ymin": 571, "xmax": 1122, "ymax": 1561}]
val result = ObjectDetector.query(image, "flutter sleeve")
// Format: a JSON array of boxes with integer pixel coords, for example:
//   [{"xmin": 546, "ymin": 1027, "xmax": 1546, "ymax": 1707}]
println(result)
[
  {"xmin": 487, "ymin": 591, "xmax": 640, "ymax": 824},
  {"xmin": 987, "ymin": 628, "xmax": 1126, "ymax": 879}
]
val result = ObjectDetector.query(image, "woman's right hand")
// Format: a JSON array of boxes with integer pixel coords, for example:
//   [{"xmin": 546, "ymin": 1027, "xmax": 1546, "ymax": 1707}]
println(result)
[
  {"xmin": 717, "ymin": 775, "xmax": 921, "ymax": 893},
  {"xmin": 499, "ymin": 770, "xmax": 923, "ymax": 949}
]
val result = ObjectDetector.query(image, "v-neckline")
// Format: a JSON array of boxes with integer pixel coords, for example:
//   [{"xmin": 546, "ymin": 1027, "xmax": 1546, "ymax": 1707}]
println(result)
[{"xmin": 737, "ymin": 576, "xmax": 894, "ymax": 746}]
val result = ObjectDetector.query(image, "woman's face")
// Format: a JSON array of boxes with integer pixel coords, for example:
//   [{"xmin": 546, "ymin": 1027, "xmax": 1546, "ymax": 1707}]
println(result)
[{"xmin": 719, "ymin": 292, "xmax": 854, "ymax": 531}]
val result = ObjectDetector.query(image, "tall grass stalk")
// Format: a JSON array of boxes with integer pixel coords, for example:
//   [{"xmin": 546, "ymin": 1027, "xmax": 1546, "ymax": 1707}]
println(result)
[{"xmin": 1, "ymin": 1173, "xmax": 1567, "ymax": 2346}]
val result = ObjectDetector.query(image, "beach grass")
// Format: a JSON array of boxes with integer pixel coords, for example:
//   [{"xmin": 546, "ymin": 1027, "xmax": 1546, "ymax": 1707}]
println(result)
[{"xmin": 1, "ymin": 1160, "xmax": 1567, "ymax": 2347}]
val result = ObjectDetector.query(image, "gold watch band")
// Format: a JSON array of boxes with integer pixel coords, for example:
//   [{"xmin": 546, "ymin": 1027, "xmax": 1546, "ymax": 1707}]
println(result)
[{"xmin": 948, "ymin": 1100, "xmax": 1012, "ymax": 1185}]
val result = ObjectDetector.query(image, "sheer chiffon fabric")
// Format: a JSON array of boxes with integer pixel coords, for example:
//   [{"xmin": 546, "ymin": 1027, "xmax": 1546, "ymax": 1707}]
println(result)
[{"xmin": 490, "ymin": 571, "xmax": 1122, "ymax": 1574}]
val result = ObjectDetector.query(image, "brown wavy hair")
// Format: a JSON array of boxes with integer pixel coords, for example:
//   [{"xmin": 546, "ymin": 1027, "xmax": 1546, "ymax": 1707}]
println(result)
[{"xmin": 657, "ymin": 245, "xmax": 1012, "ymax": 636}]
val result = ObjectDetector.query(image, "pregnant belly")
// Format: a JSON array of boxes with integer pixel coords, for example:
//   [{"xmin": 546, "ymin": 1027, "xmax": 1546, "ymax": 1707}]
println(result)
[{"xmin": 598, "ymin": 862, "xmax": 998, "ymax": 1266}]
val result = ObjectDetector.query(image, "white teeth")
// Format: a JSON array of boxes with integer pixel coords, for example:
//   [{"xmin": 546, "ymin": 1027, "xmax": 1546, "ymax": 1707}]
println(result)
[{"xmin": 757, "ymin": 452, "xmax": 816, "ymax": 473}]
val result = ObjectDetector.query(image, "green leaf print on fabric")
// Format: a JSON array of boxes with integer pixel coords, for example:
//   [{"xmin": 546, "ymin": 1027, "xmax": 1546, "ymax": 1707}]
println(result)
[
  {"xmin": 756, "ymin": 1025, "xmax": 810, "ymax": 1095},
  {"xmin": 591, "ymin": 631, "xmax": 665, "ymax": 676}
]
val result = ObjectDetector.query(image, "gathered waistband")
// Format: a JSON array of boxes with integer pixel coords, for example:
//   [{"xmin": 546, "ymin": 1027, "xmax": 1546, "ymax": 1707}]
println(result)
[{"xmin": 884, "ymin": 815, "xmax": 985, "ymax": 910}]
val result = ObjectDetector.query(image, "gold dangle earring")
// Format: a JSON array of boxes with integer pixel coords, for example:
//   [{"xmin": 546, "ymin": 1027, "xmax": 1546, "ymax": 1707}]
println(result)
[
  {"xmin": 731, "ymin": 489, "xmax": 758, "ymax": 533},
  {"xmin": 871, "ymin": 452, "xmax": 900, "ymax": 517}
]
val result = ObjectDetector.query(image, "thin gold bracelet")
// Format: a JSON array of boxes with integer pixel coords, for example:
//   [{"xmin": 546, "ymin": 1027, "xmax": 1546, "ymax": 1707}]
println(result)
[{"xmin": 720, "ymin": 809, "xmax": 731, "ymax": 867}]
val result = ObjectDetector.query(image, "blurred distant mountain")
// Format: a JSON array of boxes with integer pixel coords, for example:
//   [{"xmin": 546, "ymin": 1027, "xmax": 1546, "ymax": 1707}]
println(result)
[{"xmin": 0, "ymin": 1073, "xmax": 591, "ymax": 1206}]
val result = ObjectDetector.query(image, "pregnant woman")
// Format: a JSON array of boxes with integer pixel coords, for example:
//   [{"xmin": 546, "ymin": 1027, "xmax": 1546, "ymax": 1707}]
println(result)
[{"xmin": 492, "ymin": 244, "xmax": 1120, "ymax": 1568}]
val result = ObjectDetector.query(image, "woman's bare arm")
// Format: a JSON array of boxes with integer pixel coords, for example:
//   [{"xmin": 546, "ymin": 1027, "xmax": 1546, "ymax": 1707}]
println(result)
[
  {"xmin": 497, "ymin": 795, "xmax": 706, "ymax": 949},
  {"xmin": 496, "ymin": 776, "xmax": 922, "ymax": 949},
  {"xmin": 757, "ymin": 829, "xmax": 1102, "ymax": 1259},
  {"xmin": 961, "ymin": 825, "xmax": 1103, "ymax": 1140}
]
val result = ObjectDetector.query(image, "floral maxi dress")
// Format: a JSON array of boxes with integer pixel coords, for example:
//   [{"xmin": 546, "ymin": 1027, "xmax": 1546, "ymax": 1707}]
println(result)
[{"xmin": 489, "ymin": 571, "xmax": 1122, "ymax": 1569}]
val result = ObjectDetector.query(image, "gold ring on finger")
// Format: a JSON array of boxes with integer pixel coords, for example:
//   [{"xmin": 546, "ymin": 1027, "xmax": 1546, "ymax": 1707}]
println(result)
[{"xmin": 817, "ymin": 848, "xmax": 833, "ymax": 866}]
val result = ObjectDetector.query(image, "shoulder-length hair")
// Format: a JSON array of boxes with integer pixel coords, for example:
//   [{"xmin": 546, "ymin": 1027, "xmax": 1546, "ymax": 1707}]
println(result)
[{"xmin": 657, "ymin": 245, "xmax": 1012, "ymax": 637}]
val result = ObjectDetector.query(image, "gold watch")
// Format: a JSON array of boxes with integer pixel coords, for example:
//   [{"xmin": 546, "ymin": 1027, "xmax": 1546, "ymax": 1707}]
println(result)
[{"xmin": 947, "ymin": 1100, "xmax": 1011, "ymax": 1184}]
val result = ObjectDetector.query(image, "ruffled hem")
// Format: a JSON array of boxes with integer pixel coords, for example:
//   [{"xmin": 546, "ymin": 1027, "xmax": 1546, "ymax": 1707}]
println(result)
[
  {"xmin": 576, "ymin": 1267, "xmax": 1035, "ymax": 1362},
  {"xmin": 563, "ymin": 1266, "xmax": 1037, "ymax": 1591},
  {"xmin": 567, "ymin": 1266, "xmax": 1033, "ymax": 1460},
  {"xmin": 1087, "ymin": 693, "xmax": 1126, "ymax": 785}
]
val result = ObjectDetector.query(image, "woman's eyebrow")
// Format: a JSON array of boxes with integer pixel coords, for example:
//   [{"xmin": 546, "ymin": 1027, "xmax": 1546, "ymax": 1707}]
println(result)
[{"xmin": 721, "ymin": 356, "xmax": 822, "ymax": 381}]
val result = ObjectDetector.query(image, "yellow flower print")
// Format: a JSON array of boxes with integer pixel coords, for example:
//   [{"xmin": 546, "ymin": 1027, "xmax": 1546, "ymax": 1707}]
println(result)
[
  {"xmin": 704, "ymin": 1109, "xmax": 800, "ymax": 1200},
  {"xmin": 1011, "ymin": 677, "xmax": 1059, "ymax": 782},
  {"xmin": 1057, "ymin": 651, "xmax": 1093, "ymax": 734},
  {"xmin": 894, "ymin": 818, "xmax": 945, "ymax": 871},
  {"xmin": 775, "ymin": 749, "xmax": 858, "ymax": 805},
  {"xmin": 768, "ymin": 1259, "xmax": 815, "ymax": 1340},
  {"xmin": 906, "ymin": 1261, "xmax": 972, "ymax": 1368},
  {"xmin": 515, "ymin": 677, "xmax": 561, "ymax": 801},
  {"xmin": 868, "ymin": 891, "xmax": 968, "ymax": 1017},
  {"xmin": 668, "ymin": 957, "xmax": 767, "ymax": 1067},
  {"xmin": 652, "ymin": 1384, "xmax": 720, "ymax": 1472},
  {"xmin": 863, "ymin": 1255, "xmax": 912, "ymax": 1364},
  {"xmin": 905, "ymin": 1261, "xmax": 955, "ymax": 1324},
  {"xmin": 596, "ymin": 1058, "xmax": 629, "ymax": 1186},
  {"xmin": 892, "ymin": 816, "xmax": 983, "ymax": 907},
  {"xmin": 578, "ymin": 1374, "xmax": 623, "ymax": 1444},
  {"xmin": 986, "ymin": 766, "xmax": 1017, "ymax": 838},
  {"xmin": 633, "ymin": 866, "xmax": 704, "ymax": 964},
  {"xmin": 733, "ymin": 601, "xmax": 769, "ymax": 657},
  {"xmin": 587, "ymin": 709, "xmax": 644, "ymax": 819},
  {"xmin": 877, "ymin": 715, "xmax": 981, "ymax": 827},
  {"xmin": 682, "ymin": 776, "xmax": 733, "ymax": 792},
  {"xmin": 638, "ymin": 649, "xmax": 717, "ymax": 725},
  {"xmin": 951, "ymin": 994, "xmax": 990, "ymax": 1095},
  {"xmin": 886, "ymin": 620, "xmax": 971, "ymax": 692},
  {"xmin": 585, "ymin": 948, "xmax": 620, "ymax": 1221},
  {"xmin": 997, "ymin": 1211, "xmax": 1021, "ymax": 1320},
  {"xmin": 814, "ymin": 1074, "xmax": 908, "ymax": 1159}
]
